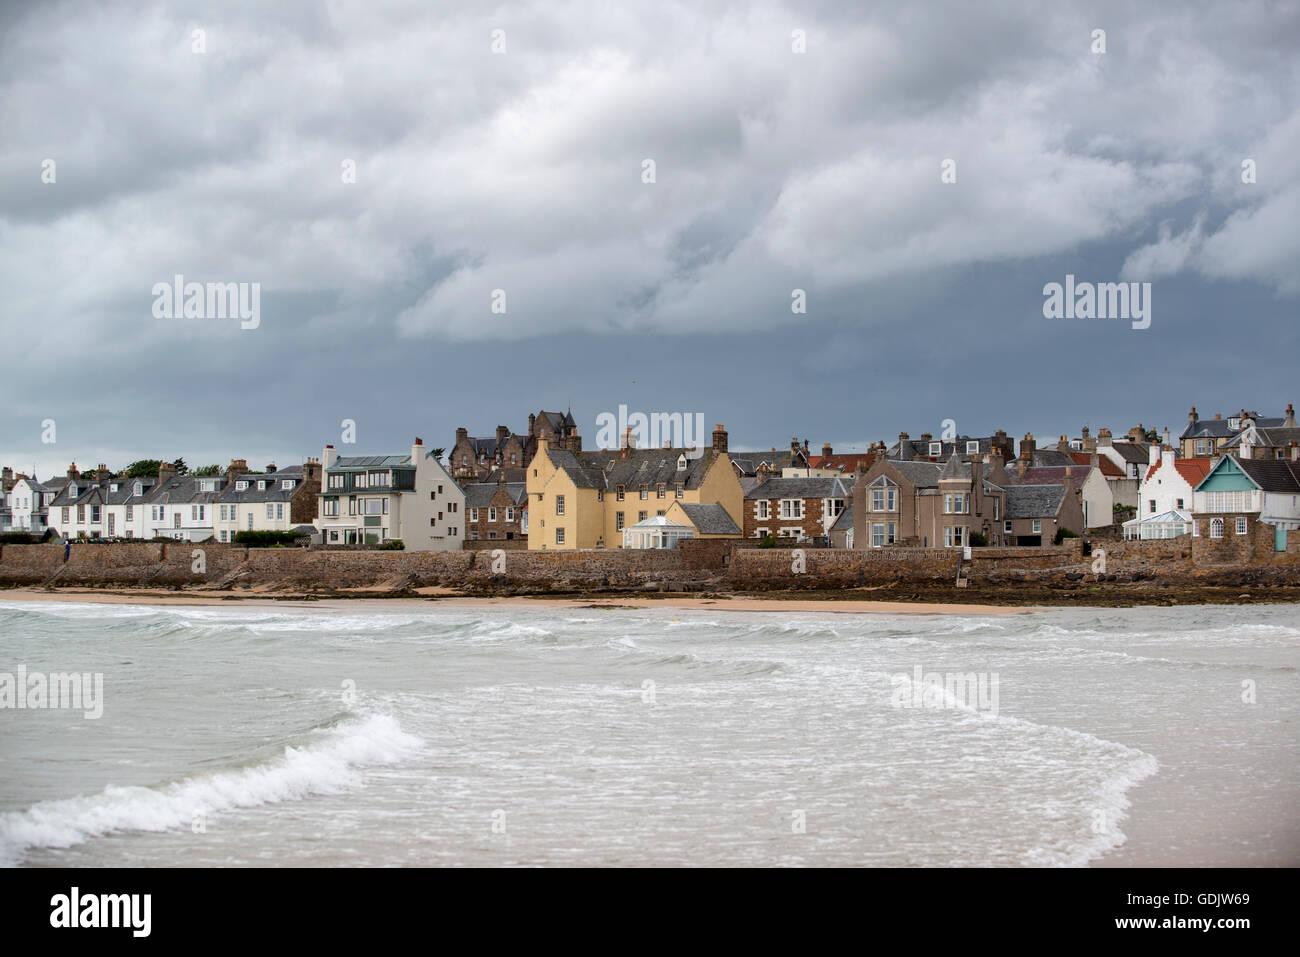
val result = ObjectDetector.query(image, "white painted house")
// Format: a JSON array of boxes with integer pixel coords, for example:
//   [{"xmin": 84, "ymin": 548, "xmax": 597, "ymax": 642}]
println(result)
[{"xmin": 317, "ymin": 439, "xmax": 464, "ymax": 550}]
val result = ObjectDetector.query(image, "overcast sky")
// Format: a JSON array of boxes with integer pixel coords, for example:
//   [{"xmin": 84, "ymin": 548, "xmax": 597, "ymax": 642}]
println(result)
[{"xmin": 2, "ymin": 0, "xmax": 1297, "ymax": 478}]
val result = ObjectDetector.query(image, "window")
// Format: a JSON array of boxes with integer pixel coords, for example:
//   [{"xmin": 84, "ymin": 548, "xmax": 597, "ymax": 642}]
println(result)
[
  {"xmin": 826, "ymin": 499, "xmax": 845, "ymax": 518},
  {"xmin": 871, "ymin": 488, "xmax": 896, "ymax": 511},
  {"xmin": 929, "ymin": 442, "xmax": 942, "ymax": 456},
  {"xmin": 62, "ymin": 507, "xmax": 70, "ymax": 523},
  {"xmin": 266, "ymin": 504, "xmax": 274, "ymax": 520},
  {"xmin": 596, "ymin": 489, "xmax": 603, "ymax": 502},
  {"xmin": 90, "ymin": 506, "xmax": 101, "ymax": 522},
  {"xmin": 282, "ymin": 480, "xmax": 294, "ymax": 490},
  {"xmin": 125, "ymin": 505, "xmax": 133, "ymax": 521},
  {"xmin": 555, "ymin": 495, "xmax": 565, "ymax": 516},
  {"xmin": 616, "ymin": 512, "xmax": 625, "ymax": 531},
  {"xmin": 640, "ymin": 486, "xmax": 648, "ymax": 500},
  {"xmin": 779, "ymin": 499, "xmax": 804, "ymax": 520},
  {"xmin": 1004, "ymin": 520, "xmax": 1012, "ymax": 534},
  {"xmin": 1176, "ymin": 498, "xmax": 1184, "ymax": 510},
  {"xmin": 237, "ymin": 480, "xmax": 249, "ymax": 491},
  {"xmin": 1031, "ymin": 520, "xmax": 1041, "ymax": 534},
  {"xmin": 220, "ymin": 531, "xmax": 227, "ymax": 542},
  {"xmin": 506, "ymin": 508, "xmax": 515, "ymax": 521},
  {"xmin": 246, "ymin": 514, "xmax": 253, "ymax": 530},
  {"xmin": 1196, "ymin": 439, "xmax": 1209, "ymax": 455},
  {"xmin": 756, "ymin": 501, "xmax": 770, "ymax": 520},
  {"xmin": 469, "ymin": 530, "xmax": 479, "ymax": 540},
  {"xmin": 364, "ymin": 499, "xmax": 384, "ymax": 515},
  {"xmin": 675, "ymin": 483, "xmax": 683, "ymax": 498},
  {"xmin": 944, "ymin": 526, "xmax": 965, "ymax": 547},
  {"xmin": 469, "ymin": 508, "xmax": 478, "ymax": 522},
  {"xmin": 993, "ymin": 499, "xmax": 999, "ymax": 520},
  {"xmin": 328, "ymin": 474, "xmax": 343, "ymax": 490},
  {"xmin": 555, "ymin": 528, "xmax": 565, "ymax": 544},
  {"xmin": 1149, "ymin": 499, "xmax": 1156, "ymax": 513},
  {"xmin": 1236, "ymin": 517, "xmax": 1248, "ymax": 535},
  {"xmin": 616, "ymin": 485, "xmax": 625, "ymax": 501},
  {"xmin": 871, "ymin": 523, "xmax": 886, "ymax": 548},
  {"xmin": 657, "ymin": 484, "xmax": 665, "ymax": 499},
  {"xmin": 966, "ymin": 441, "xmax": 979, "ymax": 454},
  {"xmin": 323, "ymin": 499, "xmax": 339, "ymax": 517},
  {"xmin": 489, "ymin": 507, "xmax": 497, "ymax": 522},
  {"xmin": 638, "ymin": 511, "xmax": 647, "ymax": 522},
  {"xmin": 276, "ymin": 503, "xmax": 284, "ymax": 520},
  {"xmin": 77, "ymin": 505, "xmax": 85, "ymax": 523}
]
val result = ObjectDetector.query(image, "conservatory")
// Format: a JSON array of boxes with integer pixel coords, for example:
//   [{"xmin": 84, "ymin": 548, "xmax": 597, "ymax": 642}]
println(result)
[
  {"xmin": 622, "ymin": 514, "xmax": 696, "ymax": 549},
  {"xmin": 1122, "ymin": 509, "xmax": 1192, "ymax": 540}
]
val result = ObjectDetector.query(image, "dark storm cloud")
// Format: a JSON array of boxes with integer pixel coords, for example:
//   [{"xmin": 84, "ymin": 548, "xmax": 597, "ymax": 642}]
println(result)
[{"xmin": 1, "ymin": 0, "xmax": 1297, "ymax": 477}]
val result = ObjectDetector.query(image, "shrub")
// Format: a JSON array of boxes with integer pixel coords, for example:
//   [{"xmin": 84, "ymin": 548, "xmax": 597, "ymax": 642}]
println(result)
[
  {"xmin": 1053, "ymin": 528, "xmax": 1080, "ymax": 544},
  {"xmin": 379, "ymin": 539, "xmax": 405, "ymax": 550},
  {"xmin": 233, "ymin": 530, "xmax": 306, "ymax": 547},
  {"xmin": 968, "ymin": 532, "xmax": 988, "ymax": 547},
  {"xmin": 0, "ymin": 532, "xmax": 40, "ymax": 544},
  {"xmin": 758, "ymin": 533, "xmax": 778, "ymax": 549}
]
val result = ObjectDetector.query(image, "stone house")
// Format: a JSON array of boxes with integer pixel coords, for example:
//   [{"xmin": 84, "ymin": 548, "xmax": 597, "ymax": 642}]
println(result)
[
  {"xmin": 852, "ymin": 455, "xmax": 1008, "ymax": 549},
  {"xmin": 1179, "ymin": 406, "xmax": 1289, "ymax": 459},
  {"xmin": 463, "ymin": 477, "xmax": 528, "ymax": 545},
  {"xmin": 742, "ymin": 475, "xmax": 852, "ymax": 540}
]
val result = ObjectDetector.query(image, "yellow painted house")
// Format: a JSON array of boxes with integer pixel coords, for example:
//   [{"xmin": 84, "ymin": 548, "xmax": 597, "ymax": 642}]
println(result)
[{"xmin": 526, "ymin": 429, "xmax": 743, "ymax": 549}]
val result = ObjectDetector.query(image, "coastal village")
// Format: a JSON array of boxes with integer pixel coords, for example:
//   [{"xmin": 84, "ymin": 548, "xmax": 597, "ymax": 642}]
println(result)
[{"xmin": 3, "ymin": 404, "xmax": 1299, "ymax": 570}]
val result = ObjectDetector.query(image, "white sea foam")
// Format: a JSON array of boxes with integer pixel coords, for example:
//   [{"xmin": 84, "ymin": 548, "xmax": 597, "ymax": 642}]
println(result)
[{"xmin": 0, "ymin": 713, "xmax": 422, "ymax": 867}]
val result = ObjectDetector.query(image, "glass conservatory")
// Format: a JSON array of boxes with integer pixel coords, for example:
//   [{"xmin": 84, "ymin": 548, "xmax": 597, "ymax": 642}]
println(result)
[
  {"xmin": 622, "ymin": 515, "xmax": 695, "ymax": 549},
  {"xmin": 1122, "ymin": 509, "xmax": 1192, "ymax": 540}
]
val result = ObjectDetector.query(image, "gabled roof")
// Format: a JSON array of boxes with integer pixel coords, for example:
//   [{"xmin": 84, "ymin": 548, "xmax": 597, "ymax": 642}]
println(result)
[
  {"xmin": 1004, "ymin": 484, "xmax": 1066, "ymax": 518},
  {"xmin": 1012, "ymin": 466, "xmax": 1092, "ymax": 487},
  {"xmin": 888, "ymin": 435, "xmax": 1000, "ymax": 460},
  {"xmin": 744, "ymin": 476, "xmax": 853, "ymax": 500},
  {"xmin": 885, "ymin": 460, "xmax": 945, "ymax": 488},
  {"xmin": 1221, "ymin": 426, "xmax": 1300, "ymax": 450},
  {"xmin": 216, "ymin": 466, "xmax": 305, "ymax": 504},
  {"xmin": 1180, "ymin": 413, "xmax": 1283, "ymax": 440},
  {"xmin": 1233, "ymin": 457, "xmax": 1300, "ymax": 494},
  {"xmin": 808, "ymin": 453, "xmax": 877, "ymax": 473},
  {"xmin": 463, "ymin": 482, "xmax": 527, "ymax": 508},
  {"xmin": 729, "ymin": 448, "xmax": 808, "ymax": 476},
  {"xmin": 675, "ymin": 502, "xmax": 741, "ymax": 535}
]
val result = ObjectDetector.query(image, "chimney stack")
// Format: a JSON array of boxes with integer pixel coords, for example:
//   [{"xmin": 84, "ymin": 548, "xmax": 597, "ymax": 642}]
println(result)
[
  {"xmin": 302, "ymin": 458, "xmax": 322, "ymax": 484},
  {"xmin": 1057, "ymin": 435, "xmax": 1070, "ymax": 453},
  {"xmin": 67, "ymin": 461, "xmax": 78, "ymax": 479},
  {"xmin": 1188, "ymin": 406, "xmax": 1199, "ymax": 425},
  {"xmin": 528, "ymin": 413, "xmax": 536, "ymax": 434},
  {"xmin": 822, "ymin": 443, "xmax": 832, "ymax": 459},
  {"xmin": 412, "ymin": 437, "xmax": 424, "ymax": 464},
  {"xmin": 1081, "ymin": 426, "xmax": 1095, "ymax": 453},
  {"xmin": 1019, "ymin": 433, "xmax": 1036, "ymax": 463},
  {"xmin": 1097, "ymin": 428, "xmax": 1113, "ymax": 448},
  {"xmin": 322, "ymin": 445, "xmax": 337, "ymax": 470},
  {"xmin": 95, "ymin": 463, "xmax": 110, "ymax": 483},
  {"xmin": 496, "ymin": 425, "xmax": 509, "ymax": 443},
  {"xmin": 266, "ymin": 463, "xmax": 277, "ymax": 474},
  {"xmin": 1285, "ymin": 403, "xmax": 1297, "ymax": 428},
  {"xmin": 157, "ymin": 461, "xmax": 177, "ymax": 484},
  {"xmin": 227, "ymin": 458, "xmax": 248, "ymax": 479},
  {"xmin": 568, "ymin": 433, "xmax": 582, "ymax": 454},
  {"xmin": 898, "ymin": 432, "xmax": 911, "ymax": 461},
  {"xmin": 712, "ymin": 425, "xmax": 728, "ymax": 454}
]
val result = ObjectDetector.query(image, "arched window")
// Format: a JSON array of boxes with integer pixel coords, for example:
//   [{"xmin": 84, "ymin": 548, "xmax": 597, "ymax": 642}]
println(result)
[{"xmin": 1210, "ymin": 518, "xmax": 1224, "ymax": 539}]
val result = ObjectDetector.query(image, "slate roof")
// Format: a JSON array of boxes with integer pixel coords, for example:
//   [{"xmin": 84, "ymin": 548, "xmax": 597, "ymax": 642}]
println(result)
[
  {"xmin": 1026, "ymin": 449, "xmax": 1076, "ymax": 467},
  {"xmin": 830, "ymin": 501, "xmax": 854, "ymax": 533},
  {"xmin": 729, "ymin": 449, "xmax": 808, "ymax": 476},
  {"xmin": 216, "ymin": 466, "xmax": 305, "ymax": 504},
  {"xmin": 1234, "ymin": 458, "xmax": 1300, "ymax": 494},
  {"xmin": 1180, "ymin": 413, "xmax": 1283, "ymax": 440},
  {"xmin": 1221, "ymin": 426, "xmax": 1300, "ymax": 450},
  {"xmin": 1012, "ymin": 466, "xmax": 1093, "ymax": 487},
  {"xmin": 147, "ymin": 474, "xmax": 227, "ymax": 506},
  {"xmin": 1106, "ymin": 442, "xmax": 1151, "ymax": 465},
  {"xmin": 675, "ymin": 502, "xmax": 741, "ymax": 535},
  {"xmin": 1004, "ymin": 484, "xmax": 1067, "ymax": 518},
  {"xmin": 886, "ymin": 460, "xmax": 945, "ymax": 488},
  {"xmin": 744, "ymin": 476, "xmax": 853, "ymax": 500},
  {"xmin": 888, "ymin": 435, "xmax": 1002, "ymax": 460},
  {"xmin": 547, "ymin": 446, "xmax": 717, "ymax": 491},
  {"xmin": 809, "ymin": 453, "xmax": 877, "ymax": 473},
  {"xmin": 463, "ymin": 482, "xmax": 527, "ymax": 508}
]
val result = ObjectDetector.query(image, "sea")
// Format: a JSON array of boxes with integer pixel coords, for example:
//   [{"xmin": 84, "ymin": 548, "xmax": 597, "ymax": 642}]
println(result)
[{"xmin": 1, "ymin": 599, "xmax": 1296, "ymax": 867}]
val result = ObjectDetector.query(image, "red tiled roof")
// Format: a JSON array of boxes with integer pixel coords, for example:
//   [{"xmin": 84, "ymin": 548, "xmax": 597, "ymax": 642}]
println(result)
[
  {"xmin": 809, "ymin": 453, "xmax": 877, "ymax": 473},
  {"xmin": 1144, "ymin": 456, "xmax": 1213, "ymax": 485},
  {"xmin": 1069, "ymin": 451, "xmax": 1123, "ymax": 477}
]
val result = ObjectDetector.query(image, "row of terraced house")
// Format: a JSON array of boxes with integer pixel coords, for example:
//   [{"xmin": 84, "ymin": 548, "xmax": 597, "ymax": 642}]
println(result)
[{"xmin": 4, "ymin": 404, "xmax": 1298, "ymax": 554}]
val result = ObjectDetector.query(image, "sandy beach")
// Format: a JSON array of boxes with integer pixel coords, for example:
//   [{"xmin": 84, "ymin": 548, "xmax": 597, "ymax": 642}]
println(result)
[{"xmin": 0, "ymin": 588, "xmax": 1026, "ymax": 616}]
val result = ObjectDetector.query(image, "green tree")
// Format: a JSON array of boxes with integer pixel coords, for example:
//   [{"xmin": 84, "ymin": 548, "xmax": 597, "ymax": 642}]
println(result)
[
  {"xmin": 430, "ymin": 447, "xmax": 446, "ymax": 464},
  {"xmin": 192, "ymin": 464, "xmax": 221, "ymax": 476},
  {"xmin": 172, "ymin": 458, "xmax": 189, "ymax": 475},
  {"xmin": 124, "ymin": 460, "xmax": 163, "ymax": 478}
]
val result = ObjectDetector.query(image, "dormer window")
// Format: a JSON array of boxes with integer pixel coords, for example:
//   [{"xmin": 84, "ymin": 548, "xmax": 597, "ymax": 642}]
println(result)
[
  {"xmin": 281, "ymin": 479, "xmax": 294, "ymax": 490},
  {"xmin": 965, "ymin": 441, "xmax": 979, "ymax": 455},
  {"xmin": 929, "ymin": 442, "xmax": 942, "ymax": 456},
  {"xmin": 236, "ymin": 480, "xmax": 249, "ymax": 491},
  {"xmin": 1229, "ymin": 418, "xmax": 1240, "ymax": 430},
  {"xmin": 134, "ymin": 481, "xmax": 143, "ymax": 496},
  {"xmin": 68, "ymin": 483, "xmax": 77, "ymax": 498},
  {"xmin": 110, "ymin": 483, "xmax": 119, "ymax": 492},
  {"xmin": 677, "ymin": 454, "xmax": 687, "ymax": 470},
  {"xmin": 257, "ymin": 481, "xmax": 266, "ymax": 491}
]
